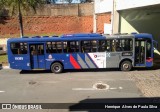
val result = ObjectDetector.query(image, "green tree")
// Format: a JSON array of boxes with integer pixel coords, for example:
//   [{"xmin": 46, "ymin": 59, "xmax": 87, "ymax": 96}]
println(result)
[{"xmin": 0, "ymin": 0, "xmax": 45, "ymax": 37}]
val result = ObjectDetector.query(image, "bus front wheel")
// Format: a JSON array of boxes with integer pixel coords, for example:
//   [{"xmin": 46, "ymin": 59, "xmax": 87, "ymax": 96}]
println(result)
[
  {"xmin": 51, "ymin": 62, "xmax": 63, "ymax": 73},
  {"xmin": 120, "ymin": 61, "xmax": 132, "ymax": 71}
]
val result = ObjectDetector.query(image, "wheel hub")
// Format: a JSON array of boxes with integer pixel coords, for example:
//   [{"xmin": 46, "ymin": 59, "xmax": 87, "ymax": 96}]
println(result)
[
  {"xmin": 54, "ymin": 66, "xmax": 59, "ymax": 71},
  {"xmin": 123, "ymin": 64, "xmax": 129, "ymax": 69}
]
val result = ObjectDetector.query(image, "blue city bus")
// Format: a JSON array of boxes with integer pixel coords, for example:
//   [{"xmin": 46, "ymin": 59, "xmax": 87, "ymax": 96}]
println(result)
[{"xmin": 7, "ymin": 33, "xmax": 157, "ymax": 73}]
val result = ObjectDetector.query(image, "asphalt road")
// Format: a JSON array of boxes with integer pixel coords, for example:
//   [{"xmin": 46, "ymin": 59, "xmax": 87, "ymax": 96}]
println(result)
[
  {"xmin": 0, "ymin": 68, "xmax": 159, "ymax": 112},
  {"xmin": 0, "ymin": 69, "xmax": 143, "ymax": 102}
]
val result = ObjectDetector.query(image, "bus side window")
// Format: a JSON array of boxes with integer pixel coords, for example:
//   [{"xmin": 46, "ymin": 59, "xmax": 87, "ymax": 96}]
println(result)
[
  {"xmin": 63, "ymin": 41, "xmax": 67, "ymax": 53},
  {"xmin": 46, "ymin": 42, "xmax": 62, "ymax": 53},
  {"xmin": 120, "ymin": 39, "xmax": 133, "ymax": 51},
  {"xmin": 106, "ymin": 40, "xmax": 111, "ymax": 52},
  {"xmin": 116, "ymin": 39, "xmax": 123, "ymax": 52},
  {"xmin": 30, "ymin": 46, "xmax": 37, "ymax": 55},
  {"xmin": 81, "ymin": 41, "xmax": 91, "ymax": 53},
  {"xmin": 98, "ymin": 40, "xmax": 105, "ymax": 52},
  {"xmin": 111, "ymin": 39, "xmax": 116, "ymax": 52},
  {"xmin": 56, "ymin": 42, "xmax": 62, "ymax": 53},
  {"xmin": 69, "ymin": 41, "xmax": 79, "ymax": 53},
  {"xmin": 38, "ymin": 45, "xmax": 44, "ymax": 55},
  {"xmin": 146, "ymin": 39, "xmax": 151, "ymax": 57},
  {"xmin": 81, "ymin": 40, "xmax": 97, "ymax": 53},
  {"xmin": 91, "ymin": 40, "xmax": 97, "ymax": 52},
  {"xmin": 11, "ymin": 43, "xmax": 28, "ymax": 55},
  {"xmin": 63, "ymin": 41, "xmax": 78, "ymax": 53},
  {"xmin": 46, "ymin": 42, "xmax": 52, "ymax": 53}
]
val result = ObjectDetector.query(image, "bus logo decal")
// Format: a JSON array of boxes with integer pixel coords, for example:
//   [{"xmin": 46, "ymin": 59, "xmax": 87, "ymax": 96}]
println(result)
[
  {"xmin": 15, "ymin": 57, "xmax": 23, "ymax": 60},
  {"xmin": 94, "ymin": 55, "xmax": 97, "ymax": 58},
  {"xmin": 46, "ymin": 54, "xmax": 54, "ymax": 61},
  {"xmin": 48, "ymin": 55, "xmax": 52, "ymax": 59}
]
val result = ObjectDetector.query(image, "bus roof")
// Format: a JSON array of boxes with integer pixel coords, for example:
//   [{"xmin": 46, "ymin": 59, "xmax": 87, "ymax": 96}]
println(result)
[
  {"xmin": 105, "ymin": 33, "xmax": 153, "ymax": 39},
  {"xmin": 7, "ymin": 33, "xmax": 153, "ymax": 43},
  {"xmin": 7, "ymin": 33, "xmax": 106, "ymax": 43},
  {"xmin": 133, "ymin": 33, "xmax": 153, "ymax": 39},
  {"xmin": 104, "ymin": 34, "xmax": 134, "ymax": 38}
]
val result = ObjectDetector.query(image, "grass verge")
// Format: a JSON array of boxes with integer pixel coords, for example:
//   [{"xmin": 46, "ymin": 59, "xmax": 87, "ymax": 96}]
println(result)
[{"xmin": 0, "ymin": 54, "xmax": 8, "ymax": 63}]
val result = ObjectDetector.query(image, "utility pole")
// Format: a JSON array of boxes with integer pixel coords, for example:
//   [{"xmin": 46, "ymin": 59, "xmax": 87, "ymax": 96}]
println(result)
[
  {"xmin": 112, "ymin": 0, "xmax": 119, "ymax": 34},
  {"xmin": 111, "ymin": 0, "xmax": 114, "ymax": 34},
  {"xmin": 93, "ymin": 0, "xmax": 97, "ymax": 33},
  {"xmin": 18, "ymin": 0, "xmax": 24, "ymax": 38}
]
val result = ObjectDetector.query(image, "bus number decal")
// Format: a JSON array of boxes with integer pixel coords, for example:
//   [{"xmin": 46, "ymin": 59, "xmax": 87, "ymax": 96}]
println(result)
[{"xmin": 15, "ymin": 57, "xmax": 23, "ymax": 60}]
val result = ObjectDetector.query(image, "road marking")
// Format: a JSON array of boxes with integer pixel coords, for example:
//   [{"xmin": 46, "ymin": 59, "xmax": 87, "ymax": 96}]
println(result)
[
  {"xmin": 61, "ymin": 78, "xmax": 134, "ymax": 81},
  {"xmin": 72, "ymin": 88, "xmax": 95, "ymax": 91},
  {"xmin": 0, "ymin": 91, "xmax": 5, "ymax": 93},
  {"xmin": 110, "ymin": 88, "xmax": 117, "ymax": 90},
  {"xmin": 72, "ymin": 86, "xmax": 123, "ymax": 91},
  {"xmin": 72, "ymin": 88, "xmax": 110, "ymax": 91},
  {"xmin": 41, "ymin": 81, "xmax": 58, "ymax": 83}
]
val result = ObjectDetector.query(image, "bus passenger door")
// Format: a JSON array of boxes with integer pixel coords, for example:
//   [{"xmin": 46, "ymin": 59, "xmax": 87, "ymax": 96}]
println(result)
[
  {"xmin": 135, "ymin": 40, "xmax": 146, "ymax": 66},
  {"xmin": 29, "ymin": 44, "xmax": 45, "ymax": 69}
]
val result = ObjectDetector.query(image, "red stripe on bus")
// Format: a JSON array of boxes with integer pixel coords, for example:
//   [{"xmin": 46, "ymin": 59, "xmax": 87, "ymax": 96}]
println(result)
[
  {"xmin": 70, "ymin": 55, "xmax": 81, "ymax": 69},
  {"xmin": 146, "ymin": 58, "xmax": 153, "ymax": 62}
]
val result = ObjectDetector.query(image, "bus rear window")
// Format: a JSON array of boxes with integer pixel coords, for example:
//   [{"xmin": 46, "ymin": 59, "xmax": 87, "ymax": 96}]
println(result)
[{"xmin": 11, "ymin": 43, "xmax": 28, "ymax": 54}]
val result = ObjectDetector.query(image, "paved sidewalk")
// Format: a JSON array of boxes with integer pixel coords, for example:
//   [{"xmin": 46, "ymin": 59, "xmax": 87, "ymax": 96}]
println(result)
[
  {"xmin": 0, "ymin": 64, "xmax": 10, "ymax": 69},
  {"xmin": 128, "ymin": 69, "xmax": 160, "ymax": 97}
]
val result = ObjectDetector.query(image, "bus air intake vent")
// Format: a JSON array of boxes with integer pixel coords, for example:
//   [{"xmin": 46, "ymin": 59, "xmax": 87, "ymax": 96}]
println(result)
[
  {"xmin": 42, "ymin": 36, "xmax": 49, "ymax": 38},
  {"xmin": 22, "ymin": 36, "xmax": 29, "ymax": 38},
  {"xmin": 52, "ymin": 35, "xmax": 59, "ymax": 37},
  {"xmin": 32, "ymin": 36, "xmax": 41, "ymax": 38},
  {"xmin": 131, "ymin": 32, "xmax": 137, "ymax": 34}
]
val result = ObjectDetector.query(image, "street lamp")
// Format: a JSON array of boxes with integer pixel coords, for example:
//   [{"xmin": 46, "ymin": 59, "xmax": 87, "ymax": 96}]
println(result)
[{"xmin": 18, "ymin": 0, "xmax": 24, "ymax": 38}]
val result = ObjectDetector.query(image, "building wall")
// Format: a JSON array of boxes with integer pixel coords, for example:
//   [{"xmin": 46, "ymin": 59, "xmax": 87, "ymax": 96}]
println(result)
[
  {"xmin": 120, "ymin": 16, "xmax": 138, "ymax": 34},
  {"xmin": 1, "ymin": 3, "xmax": 93, "ymax": 17},
  {"xmin": 95, "ymin": 0, "xmax": 113, "ymax": 14},
  {"xmin": 116, "ymin": 0, "xmax": 160, "ymax": 11},
  {"xmin": 0, "ymin": 14, "xmax": 110, "ymax": 38},
  {"xmin": 95, "ymin": 0, "xmax": 160, "ymax": 13},
  {"xmin": 96, "ymin": 13, "xmax": 111, "ymax": 33},
  {"xmin": 0, "ymin": 38, "xmax": 8, "ymax": 51},
  {"xmin": 0, "ymin": 3, "xmax": 111, "ymax": 47}
]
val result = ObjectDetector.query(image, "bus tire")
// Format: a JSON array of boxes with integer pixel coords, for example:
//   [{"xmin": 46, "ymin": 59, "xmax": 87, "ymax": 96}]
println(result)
[
  {"xmin": 120, "ymin": 61, "xmax": 132, "ymax": 71},
  {"xmin": 51, "ymin": 62, "xmax": 63, "ymax": 74}
]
